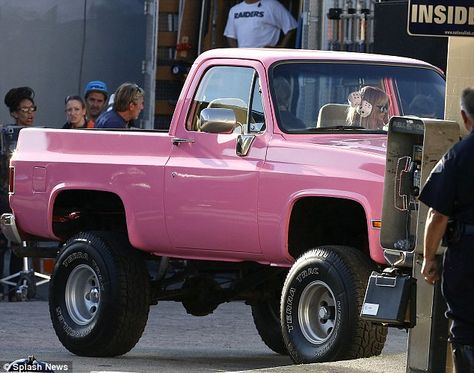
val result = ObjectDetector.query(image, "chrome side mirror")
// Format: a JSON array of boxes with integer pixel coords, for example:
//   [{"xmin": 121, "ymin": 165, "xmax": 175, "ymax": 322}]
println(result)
[
  {"xmin": 236, "ymin": 134, "xmax": 255, "ymax": 157},
  {"xmin": 199, "ymin": 108, "xmax": 236, "ymax": 134}
]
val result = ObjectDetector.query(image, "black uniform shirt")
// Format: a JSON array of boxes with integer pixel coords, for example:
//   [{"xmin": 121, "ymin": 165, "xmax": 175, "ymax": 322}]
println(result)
[
  {"xmin": 420, "ymin": 132, "xmax": 474, "ymax": 345},
  {"xmin": 419, "ymin": 131, "xmax": 474, "ymax": 223}
]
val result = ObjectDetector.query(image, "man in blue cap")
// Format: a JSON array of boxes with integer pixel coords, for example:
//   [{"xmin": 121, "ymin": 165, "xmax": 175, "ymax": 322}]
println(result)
[{"xmin": 83, "ymin": 80, "xmax": 108, "ymax": 128}]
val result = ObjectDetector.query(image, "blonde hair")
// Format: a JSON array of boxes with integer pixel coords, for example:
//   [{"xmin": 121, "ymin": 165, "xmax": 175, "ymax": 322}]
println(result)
[
  {"xmin": 113, "ymin": 82, "xmax": 144, "ymax": 112},
  {"xmin": 346, "ymin": 86, "xmax": 389, "ymax": 129}
]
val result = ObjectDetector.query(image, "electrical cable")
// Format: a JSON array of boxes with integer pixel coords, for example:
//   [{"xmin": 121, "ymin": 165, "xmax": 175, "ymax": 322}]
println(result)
[{"xmin": 78, "ymin": 0, "xmax": 88, "ymax": 94}]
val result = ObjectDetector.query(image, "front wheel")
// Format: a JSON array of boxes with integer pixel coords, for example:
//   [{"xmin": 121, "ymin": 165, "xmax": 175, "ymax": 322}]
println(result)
[
  {"xmin": 280, "ymin": 246, "xmax": 387, "ymax": 363},
  {"xmin": 49, "ymin": 231, "xmax": 150, "ymax": 357}
]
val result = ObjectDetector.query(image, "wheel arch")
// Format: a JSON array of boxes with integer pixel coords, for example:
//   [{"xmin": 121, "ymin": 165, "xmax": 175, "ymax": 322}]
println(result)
[
  {"xmin": 286, "ymin": 193, "xmax": 374, "ymax": 261},
  {"xmin": 50, "ymin": 187, "xmax": 127, "ymax": 241}
]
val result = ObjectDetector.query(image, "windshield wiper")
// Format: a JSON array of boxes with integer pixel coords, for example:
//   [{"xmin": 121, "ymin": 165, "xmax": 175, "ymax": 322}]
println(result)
[
  {"xmin": 319, "ymin": 125, "xmax": 366, "ymax": 130},
  {"xmin": 300, "ymin": 125, "xmax": 366, "ymax": 133}
]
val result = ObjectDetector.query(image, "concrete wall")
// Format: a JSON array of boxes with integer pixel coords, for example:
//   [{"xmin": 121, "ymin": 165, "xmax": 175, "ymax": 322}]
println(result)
[
  {"xmin": 0, "ymin": 0, "xmax": 155, "ymax": 129},
  {"xmin": 445, "ymin": 37, "xmax": 474, "ymax": 137}
]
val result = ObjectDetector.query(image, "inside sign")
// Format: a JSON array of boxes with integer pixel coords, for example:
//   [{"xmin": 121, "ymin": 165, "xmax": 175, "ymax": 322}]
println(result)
[{"xmin": 408, "ymin": 0, "xmax": 474, "ymax": 37}]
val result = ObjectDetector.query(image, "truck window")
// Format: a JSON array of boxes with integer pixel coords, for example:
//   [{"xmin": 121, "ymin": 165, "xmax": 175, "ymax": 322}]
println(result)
[
  {"xmin": 187, "ymin": 66, "xmax": 264, "ymax": 133},
  {"xmin": 248, "ymin": 73, "xmax": 266, "ymax": 133},
  {"xmin": 270, "ymin": 62, "xmax": 445, "ymax": 133}
]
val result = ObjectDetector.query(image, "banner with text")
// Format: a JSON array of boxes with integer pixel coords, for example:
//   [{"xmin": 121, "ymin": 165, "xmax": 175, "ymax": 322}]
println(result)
[{"xmin": 408, "ymin": 0, "xmax": 474, "ymax": 37}]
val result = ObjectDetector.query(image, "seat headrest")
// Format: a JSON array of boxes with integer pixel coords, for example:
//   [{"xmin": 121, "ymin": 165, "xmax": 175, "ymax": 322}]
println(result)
[
  {"xmin": 208, "ymin": 98, "xmax": 246, "ymax": 109},
  {"xmin": 316, "ymin": 103, "xmax": 349, "ymax": 128}
]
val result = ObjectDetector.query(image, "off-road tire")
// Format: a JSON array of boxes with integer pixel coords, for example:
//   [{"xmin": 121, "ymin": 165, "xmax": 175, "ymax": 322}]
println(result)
[
  {"xmin": 252, "ymin": 298, "xmax": 288, "ymax": 355},
  {"xmin": 281, "ymin": 246, "xmax": 387, "ymax": 363},
  {"xmin": 49, "ymin": 231, "xmax": 150, "ymax": 357}
]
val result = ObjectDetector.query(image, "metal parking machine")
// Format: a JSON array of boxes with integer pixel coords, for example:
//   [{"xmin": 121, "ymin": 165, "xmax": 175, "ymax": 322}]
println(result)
[{"xmin": 362, "ymin": 116, "xmax": 460, "ymax": 373}]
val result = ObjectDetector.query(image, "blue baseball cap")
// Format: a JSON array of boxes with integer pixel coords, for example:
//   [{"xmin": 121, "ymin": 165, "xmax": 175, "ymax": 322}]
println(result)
[{"xmin": 84, "ymin": 80, "xmax": 108, "ymax": 98}]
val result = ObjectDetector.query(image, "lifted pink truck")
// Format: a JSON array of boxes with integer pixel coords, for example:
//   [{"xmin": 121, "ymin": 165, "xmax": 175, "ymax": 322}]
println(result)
[{"xmin": 2, "ymin": 49, "xmax": 445, "ymax": 363}]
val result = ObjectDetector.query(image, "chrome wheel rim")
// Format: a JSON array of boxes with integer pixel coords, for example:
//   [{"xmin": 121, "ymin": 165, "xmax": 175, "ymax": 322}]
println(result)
[
  {"xmin": 65, "ymin": 264, "xmax": 100, "ymax": 325},
  {"xmin": 298, "ymin": 280, "xmax": 336, "ymax": 344}
]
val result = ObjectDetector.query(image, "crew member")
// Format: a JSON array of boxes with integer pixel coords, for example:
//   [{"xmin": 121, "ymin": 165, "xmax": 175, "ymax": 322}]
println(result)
[
  {"xmin": 62, "ymin": 96, "xmax": 87, "ymax": 129},
  {"xmin": 1, "ymin": 86, "xmax": 36, "ymax": 299},
  {"xmin": 94, "ymin": 83, "xmax": 144, "ymax": 129},
  {"xmin": 84, "ymin": 80, "xmax": 108, "ymax": 128},
  {"xmin": 4, "ymin": 86, "xmax": 37, "ymax": 127},
  {"xmin": 224, "ymin": 0, "xmax": 297, "ymax": 48}
]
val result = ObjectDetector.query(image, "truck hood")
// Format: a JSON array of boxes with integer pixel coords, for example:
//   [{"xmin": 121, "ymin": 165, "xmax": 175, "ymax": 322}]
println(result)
[
  {"xmin": 268, "ymin": 134, "xmax": 388, "ymax": 180},
  {"xmin": 307, "ymin": 135, "xmax": 387, "ymax": 157}
]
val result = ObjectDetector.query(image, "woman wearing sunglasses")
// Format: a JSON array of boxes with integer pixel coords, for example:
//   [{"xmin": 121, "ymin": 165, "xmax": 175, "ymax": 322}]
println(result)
[
  {"xmin": 2, "ymin": 86, "xmax": 36, "ymax": 299},
  {"xmin": 4, "ymin": 86, "xmax": 37, "ymax": 127},
  {"xmin": 347, "ymin": 86, "xmax": 390, "ymax": 130}
]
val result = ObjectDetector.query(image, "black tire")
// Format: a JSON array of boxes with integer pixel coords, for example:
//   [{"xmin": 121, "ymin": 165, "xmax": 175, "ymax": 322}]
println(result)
[
  {"xmin": 280, "ymin": 246, "xmax": 387, "ymax": 364},
  {"xmin": 252, "ymin": 298, "xmax": 288, "ymax": 355},
  {"xmin": 49, "ymin": 231, "xmax": 150, "ymax": 357}
]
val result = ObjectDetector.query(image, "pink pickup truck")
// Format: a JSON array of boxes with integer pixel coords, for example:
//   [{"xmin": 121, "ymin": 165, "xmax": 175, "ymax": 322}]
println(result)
[{"xmin": 1, "ymin": 48, "xmax": 445, "ymax": 363}]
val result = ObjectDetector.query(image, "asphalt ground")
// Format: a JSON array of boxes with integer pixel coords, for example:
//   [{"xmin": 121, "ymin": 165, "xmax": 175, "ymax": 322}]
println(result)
[
  {"xmin": 0, "ymin": 256, "xmax": 409, "ymax": 373},
  {"xmin": 0, "ymin": 299, "xmax": 407, "ymax": 373}
]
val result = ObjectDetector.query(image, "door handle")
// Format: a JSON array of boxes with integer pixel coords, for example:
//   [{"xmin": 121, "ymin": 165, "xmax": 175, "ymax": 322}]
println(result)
[{"xmin": 172, "ymin": 137, "xmax": 195, "ymax": 145}]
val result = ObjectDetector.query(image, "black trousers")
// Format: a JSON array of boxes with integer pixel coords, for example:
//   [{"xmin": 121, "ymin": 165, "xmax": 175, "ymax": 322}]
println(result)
[
  {"xmin": 453, "ymin": 344, "xmax": 474, "ymax": 373},
  {"xmin": 442, "ymin": 242, "xmax": 474, "ymax": 345}
]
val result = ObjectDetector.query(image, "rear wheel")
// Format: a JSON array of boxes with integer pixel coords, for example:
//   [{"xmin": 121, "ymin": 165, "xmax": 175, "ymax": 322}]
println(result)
[
  {"xmin": 49, "ymin": 231, "xmax": 150, "ymax": 357},
  {"xmin": 252, "ymin": 297, "xmax": 287, "ymax": 355},
  {"xmin": 281, "ymin": 246, "xmax": 387, "ymax": 363}
]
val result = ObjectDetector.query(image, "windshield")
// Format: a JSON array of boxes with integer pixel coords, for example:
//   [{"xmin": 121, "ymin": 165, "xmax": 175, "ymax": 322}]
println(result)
[{"xmin": 270, "ymin": 62, "xmax": 445, "ymax": 133}]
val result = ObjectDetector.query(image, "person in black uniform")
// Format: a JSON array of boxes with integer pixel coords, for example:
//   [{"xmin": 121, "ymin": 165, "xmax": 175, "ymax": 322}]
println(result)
[{"xmin": 420, "ymin": 87, "xmax": 474, "ymax": 372}]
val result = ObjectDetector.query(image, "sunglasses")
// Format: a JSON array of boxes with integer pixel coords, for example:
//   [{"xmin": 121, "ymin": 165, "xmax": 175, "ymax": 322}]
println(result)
[
  {"xmin": 129, "ymin": 84, "xmax": 144, "ymax": 103},
  {"xmin": 377, "ymin": 104, "xmax": 389, "ymax": 113},
  {"xmin": 17, "ymin": 106, "xmax": 37, "ymax": 114}
]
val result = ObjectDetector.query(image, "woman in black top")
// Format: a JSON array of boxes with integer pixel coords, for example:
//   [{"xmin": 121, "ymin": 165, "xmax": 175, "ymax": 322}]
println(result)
[
  {"xmin": 62, "ymin": 96, "xmax": 87, "ymax": 129},
  {"xmin": 2, "ymin": 86, "xmax": 37, "ymax": 299}
]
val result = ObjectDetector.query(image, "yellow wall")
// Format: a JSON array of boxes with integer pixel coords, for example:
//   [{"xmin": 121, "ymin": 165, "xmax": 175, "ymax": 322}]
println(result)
[
  {"xmin": 445, "ymin": 37, "xmax": 474, "ymax": 137},
  {"xmin": 443, "ymin": 37, "xmax": 474, "ymax": 372}
]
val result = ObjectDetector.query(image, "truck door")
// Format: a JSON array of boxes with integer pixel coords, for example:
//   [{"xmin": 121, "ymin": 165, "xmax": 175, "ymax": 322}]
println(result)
[{"xmin": 164, "ymin": 62, "xmax": 269, "ymax": 255}]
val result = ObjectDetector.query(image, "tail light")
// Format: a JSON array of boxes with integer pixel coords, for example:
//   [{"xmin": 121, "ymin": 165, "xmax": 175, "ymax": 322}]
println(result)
[{"xmin": 9, "ymin": 166, "xmax": 15, "ymax": 194}]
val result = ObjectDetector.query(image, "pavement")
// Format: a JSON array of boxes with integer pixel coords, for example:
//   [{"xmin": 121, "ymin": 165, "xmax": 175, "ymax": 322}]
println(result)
[
  {"xmin": 241, "ymin": 333, "xmax": 407, "ymax": 373},
  {"xmin": 243, "ymin": 353, "xmax": 407, "ymax": 372},
  {"xmin": 0, "ymin": 297, "xmax": 409, "ymax": 373}
]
